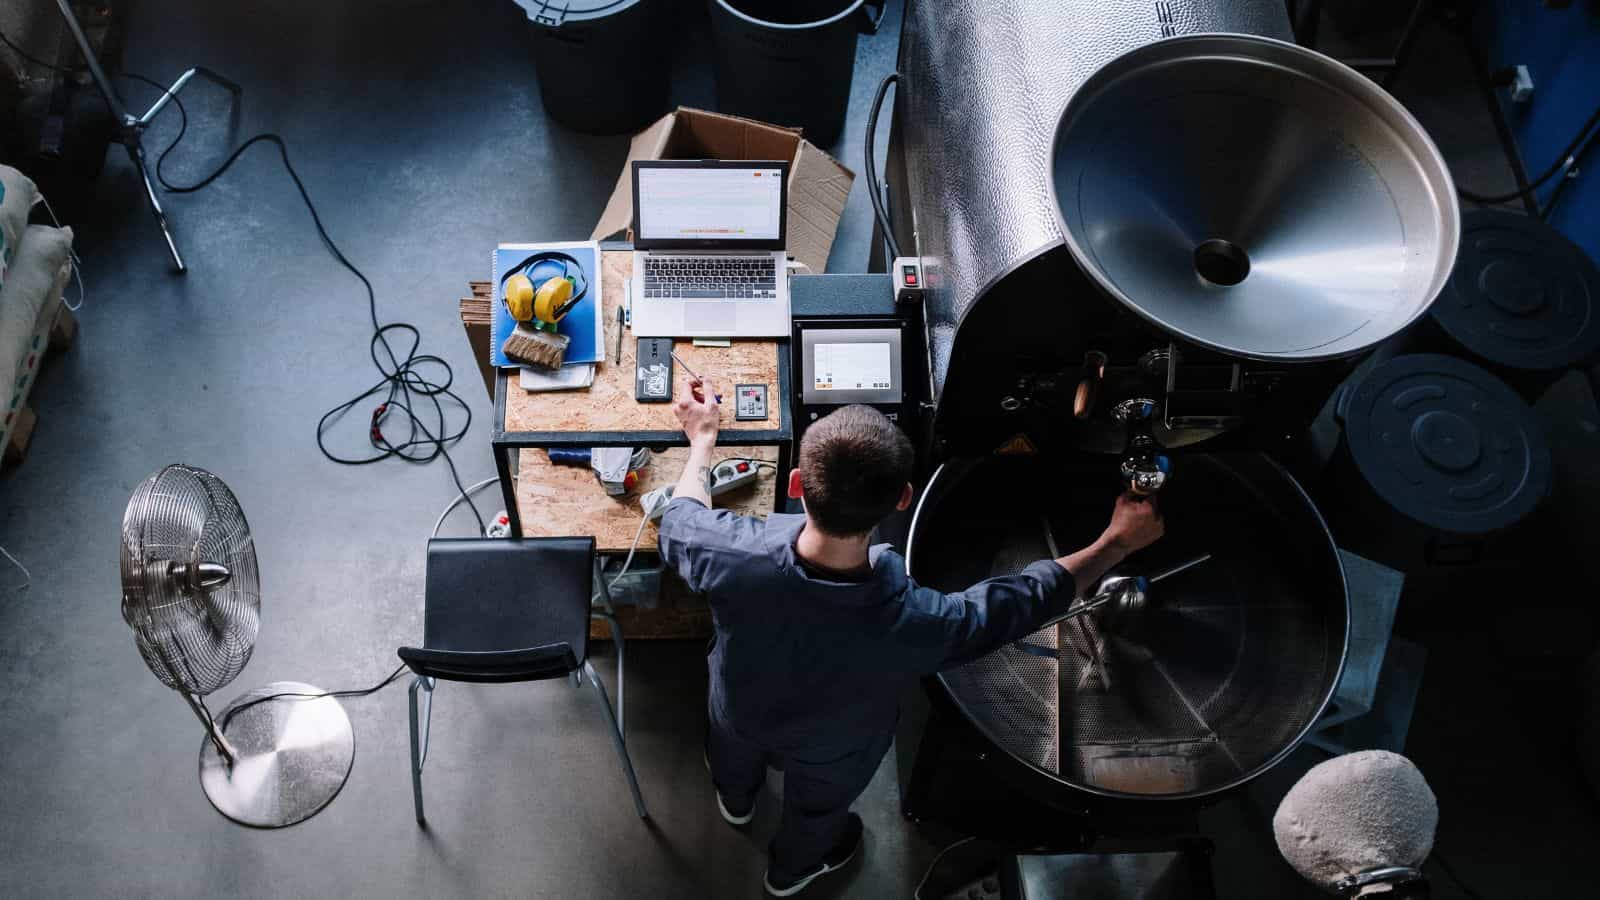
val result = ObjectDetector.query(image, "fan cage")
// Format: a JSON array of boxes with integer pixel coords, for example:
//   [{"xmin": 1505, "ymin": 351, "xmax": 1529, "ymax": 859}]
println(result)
[{"xmin": 120, "ymin": 464, "xmax": 260, "ymax": 696}]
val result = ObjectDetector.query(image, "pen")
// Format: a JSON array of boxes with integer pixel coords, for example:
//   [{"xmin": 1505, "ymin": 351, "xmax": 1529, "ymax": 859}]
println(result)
[
  {"xmin": 670, "ymin": 351, "xmax": 722, "ymax": 403},
  {"xmin": 614, "ymin": 305, "xmax": 624, "ymax": 365}
]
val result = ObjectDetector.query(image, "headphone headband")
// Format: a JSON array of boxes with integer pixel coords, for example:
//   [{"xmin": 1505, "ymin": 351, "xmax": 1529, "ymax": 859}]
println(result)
[{"xmin": 499, "ymin": 250, "xmax": 590, "ymax": 321}]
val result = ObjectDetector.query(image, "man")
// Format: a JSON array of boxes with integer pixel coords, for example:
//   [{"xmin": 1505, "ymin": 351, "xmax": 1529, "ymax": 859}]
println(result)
[{"xmin": 658, "ymin": 378, "xmax": 1164, "ymax": 897}]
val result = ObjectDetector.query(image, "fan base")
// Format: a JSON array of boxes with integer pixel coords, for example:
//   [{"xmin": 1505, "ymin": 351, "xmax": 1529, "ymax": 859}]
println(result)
[{"xmin": 198, "ymin": 681, "xmax": 355, "ymax": 828}]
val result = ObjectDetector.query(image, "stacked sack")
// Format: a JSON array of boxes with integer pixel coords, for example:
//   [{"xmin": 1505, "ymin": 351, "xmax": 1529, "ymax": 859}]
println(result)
[{"xmin": 0, "ymin": 165, "xmax": 75, "ymax": 451}]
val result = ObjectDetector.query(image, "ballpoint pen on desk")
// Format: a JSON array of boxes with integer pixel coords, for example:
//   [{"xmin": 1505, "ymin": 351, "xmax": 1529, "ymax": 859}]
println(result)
[
  {"xmin": 615, "ymin": 305, "xmax": 624, "ymax": 365},
  {"xmin": 670, "ymin": 351, "xmax": 723, "ymax": 403}
]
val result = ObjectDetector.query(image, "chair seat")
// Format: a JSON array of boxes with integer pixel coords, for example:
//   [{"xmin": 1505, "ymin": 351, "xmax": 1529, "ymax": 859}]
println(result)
[{"xmin": 421, "ymin": 537, "xmax": 594, "ymax": 666}]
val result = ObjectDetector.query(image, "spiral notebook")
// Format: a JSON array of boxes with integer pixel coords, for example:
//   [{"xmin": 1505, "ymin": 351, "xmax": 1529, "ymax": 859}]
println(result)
[{"xmin": 490, "ymin": 241, "xmax": 604, "ymax": 369}]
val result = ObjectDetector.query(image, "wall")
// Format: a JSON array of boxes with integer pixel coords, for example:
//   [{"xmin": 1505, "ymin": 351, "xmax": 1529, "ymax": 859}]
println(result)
[{"xmin": 1474, "ymin": 0, "xmax": 1600, "ymax": 261}]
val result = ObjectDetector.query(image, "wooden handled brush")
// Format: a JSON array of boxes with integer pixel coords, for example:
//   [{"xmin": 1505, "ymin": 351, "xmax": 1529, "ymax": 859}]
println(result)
[{"xmin": 501, "ymin": 325, "xmax": 570, "ymax": 370}]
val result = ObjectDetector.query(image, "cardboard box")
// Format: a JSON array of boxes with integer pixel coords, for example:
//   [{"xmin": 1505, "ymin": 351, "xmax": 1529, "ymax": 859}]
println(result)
[
  {"xmin": 459, "ymin": 286, "xmax": 495, "ymax": 401},
  {"xmin": 591, "ymin": 107, "xmax": 855, "ymax": 274}
]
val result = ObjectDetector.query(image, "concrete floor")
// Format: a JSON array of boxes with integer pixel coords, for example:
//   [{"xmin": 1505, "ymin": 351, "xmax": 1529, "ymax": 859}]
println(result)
[{"xmin": 1, "ymin": 2, "xmax": 1596, "ymax": 898}]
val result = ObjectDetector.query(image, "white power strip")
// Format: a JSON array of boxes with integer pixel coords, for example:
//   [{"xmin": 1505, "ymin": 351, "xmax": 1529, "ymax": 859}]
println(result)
[{"xmin": 640, "ymin": 459, "xmax": 765, "ymax": 521}]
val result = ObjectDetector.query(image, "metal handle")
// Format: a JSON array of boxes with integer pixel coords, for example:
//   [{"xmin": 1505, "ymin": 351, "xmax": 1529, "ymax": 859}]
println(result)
[
  {"xmin": 1040, "ymin": 553, "xmax": 1211, "ymax": 630},
  {"xmin": 1113, "ymin": 399, "xmax": 1169, "ymax": 494}
]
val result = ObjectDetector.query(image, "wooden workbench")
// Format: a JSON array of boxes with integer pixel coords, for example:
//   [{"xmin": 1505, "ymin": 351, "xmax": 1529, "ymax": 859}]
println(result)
[
  {"xmin": 484, "ymin": 249, "xmax": 793, "ymax": 638},
  {"xmin": 500, "ymin": 252, "xmax": 785, "ymax": 439}
]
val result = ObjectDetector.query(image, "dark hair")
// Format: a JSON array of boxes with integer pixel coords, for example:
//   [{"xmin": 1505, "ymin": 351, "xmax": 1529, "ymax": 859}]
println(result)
[{"xmin": 798, "ymin": 405, "xmax": 914, "ymax": 537}]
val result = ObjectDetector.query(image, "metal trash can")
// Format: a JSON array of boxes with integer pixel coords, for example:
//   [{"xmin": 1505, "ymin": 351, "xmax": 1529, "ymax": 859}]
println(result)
[
  {"xmin": 707, "ymin": 0, "xmax": 884, "ymax": 146},
  {"xmin": 516, "ymin": 0, "xmax": 673, "ymax": 134}
]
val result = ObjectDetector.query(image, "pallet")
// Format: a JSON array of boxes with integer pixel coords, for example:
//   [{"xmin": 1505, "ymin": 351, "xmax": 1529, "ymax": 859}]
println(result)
[{"xmin": 3, "ymin": 303, "xmax": 76, "ymax": 470}]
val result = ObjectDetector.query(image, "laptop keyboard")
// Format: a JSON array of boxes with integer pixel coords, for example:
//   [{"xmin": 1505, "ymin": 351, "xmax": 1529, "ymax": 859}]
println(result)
[{"xmin": 642, "ymin": 256, "xmax": 779, "ymax": 300}]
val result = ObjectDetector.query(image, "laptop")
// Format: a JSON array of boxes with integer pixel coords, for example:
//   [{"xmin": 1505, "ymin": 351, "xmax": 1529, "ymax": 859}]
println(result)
[{"xmin": 629, "ymin": 160, "xmax": 792, "ymax": 338}]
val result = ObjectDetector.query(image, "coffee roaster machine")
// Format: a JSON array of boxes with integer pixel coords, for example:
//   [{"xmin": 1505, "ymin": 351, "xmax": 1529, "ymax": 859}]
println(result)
[{"xmin": 875, "ymin": 0, "xmax": 1462, "ymax": 890}]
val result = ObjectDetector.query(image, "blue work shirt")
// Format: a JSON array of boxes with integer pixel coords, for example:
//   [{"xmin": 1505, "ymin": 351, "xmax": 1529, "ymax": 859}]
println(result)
[{"xmin": 657, "ymin": 497, "xmax": 1077, "ymax": 754}]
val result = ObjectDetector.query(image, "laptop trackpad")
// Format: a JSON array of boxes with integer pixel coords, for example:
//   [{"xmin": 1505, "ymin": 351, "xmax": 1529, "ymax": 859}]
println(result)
[{"xmin": 685, "ymin": 302, "xmax": 739, "ymax": 334}]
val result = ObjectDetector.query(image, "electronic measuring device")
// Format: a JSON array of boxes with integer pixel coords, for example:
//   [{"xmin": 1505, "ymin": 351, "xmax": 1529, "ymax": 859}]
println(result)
[{"xmin": 793, "ymin": 317, "xmax": 914, "ymax": 438}]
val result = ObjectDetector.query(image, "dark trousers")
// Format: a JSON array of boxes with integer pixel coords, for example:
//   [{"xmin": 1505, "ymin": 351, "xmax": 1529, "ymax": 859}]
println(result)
[{"xmin": 707, "ymin": 709, "xmax": 893, "ymax": 880}]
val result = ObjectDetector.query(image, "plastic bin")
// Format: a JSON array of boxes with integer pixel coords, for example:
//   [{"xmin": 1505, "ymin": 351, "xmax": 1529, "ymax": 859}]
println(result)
[
  {"xmin": 707, "ymin": 0, "xmax": 884, "ymax": 147},
  {"xmin": 516, "ymin": 0, "xmax": 673, "ymax": 134},
  {"xmin": 1409, "ymin": 209, "xmax": 1600, "ymax": 402},
  {"xmin": 600, "ymin": 554, "xmax": 664, "ymax": 609},
  {"xmin": 1318, "ymin": 353, "xmax": 1552, "ymax": 573}
]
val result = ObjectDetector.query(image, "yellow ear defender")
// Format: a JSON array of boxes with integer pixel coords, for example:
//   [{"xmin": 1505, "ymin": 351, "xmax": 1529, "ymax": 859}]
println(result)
[
  {"xmin": 498, "ymin": 251, "xmax": 590, "ymax": 329},
  {"xmin": 533, "ymin": 275, "xmax": 575, "ymax": 325},
  {"xmin": 504, "ymin": 273, "xmax": 536, "ymax": 322}
]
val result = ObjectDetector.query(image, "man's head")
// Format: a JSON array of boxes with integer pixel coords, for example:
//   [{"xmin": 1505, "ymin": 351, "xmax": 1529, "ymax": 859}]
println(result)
[{"xmin": 788, "ymin": 405, "xmax": 915, "ymax": 538}]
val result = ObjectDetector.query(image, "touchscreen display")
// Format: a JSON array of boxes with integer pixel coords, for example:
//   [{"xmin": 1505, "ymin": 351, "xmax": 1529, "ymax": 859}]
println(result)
[{"xmin": 813, "ymin": 342, "xmax": 893, "ymax": 392}]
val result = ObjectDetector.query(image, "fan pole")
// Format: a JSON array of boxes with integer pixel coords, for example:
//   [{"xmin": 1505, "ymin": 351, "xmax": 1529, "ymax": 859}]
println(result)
[{"xmin": 183, "ymin": 692, "xmax": 240, "ymax": 765}]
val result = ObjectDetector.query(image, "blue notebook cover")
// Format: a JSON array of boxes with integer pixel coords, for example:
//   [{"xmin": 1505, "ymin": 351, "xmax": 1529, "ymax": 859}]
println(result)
[{"xmin": 490, "ymin": 241, "xmax": 605, "ymax": 368}]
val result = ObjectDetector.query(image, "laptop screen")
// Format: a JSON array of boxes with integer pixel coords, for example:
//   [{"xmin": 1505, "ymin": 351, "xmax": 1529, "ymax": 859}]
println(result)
[{"xmin": 634, "ymin": 162, "xmax": 786, "ymax": 249}]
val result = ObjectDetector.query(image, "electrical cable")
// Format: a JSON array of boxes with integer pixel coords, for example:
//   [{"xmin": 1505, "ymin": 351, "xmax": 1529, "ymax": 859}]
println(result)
[
  {"xmin": 0, "ymin": 543, "xmax": 32, "ymax": 591},
  {"xmin": 220, "ymin": 663, "xmax": 408, "ymax": 732},
  {"xmin": 431, "ymin": 476, "xmax": 500, "ymax": 539},
  {"xmin": 607, "ymin": 456, "xmax": 771, "ymax": 590},
  {"xmin": 34, "ymin": 193, "xmax": 86, "ymax": 312},
  {"xmin": 1457, "ymin": 102, "xmax": 1600, "ymax": 208},
  {"xmin": 864, "ymin": 72, "xmax": 903, "ymax": 263},
  {"xmin": 608, "ymin": 508, "xmax": 653, "ymax": 591},
  {"xmin": 115, "ymin": 71, "xmax": 486, "ymax": 533},
  {"xmin": 1429, "ymin": 851, "xmax": 1489, "ymax": 900},
  {"xmin": 1539, "ymin": 125, "xmax": 1600, "ymax": 220},
  {"xmin": 0, "ymin": 24, "xmax": 79, "ymax": 74},
  {"xmin": 912, "ymin": 836, "xmax": 980, "ymax": 900}
]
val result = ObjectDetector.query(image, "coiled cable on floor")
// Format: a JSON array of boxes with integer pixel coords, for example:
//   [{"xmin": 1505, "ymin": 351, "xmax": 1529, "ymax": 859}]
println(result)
[{"xmin": 117, "ymin": 71, "xmax": 486, "ymax": 533}]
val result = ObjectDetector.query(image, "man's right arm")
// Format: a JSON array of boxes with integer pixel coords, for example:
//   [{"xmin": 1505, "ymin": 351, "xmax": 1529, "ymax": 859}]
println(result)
[
  {"xmin": 1052, "ymin": 494, "xmax": 1163, "ymax": 591},
  {"xmin": 927, "ymin": 492, "xmax": 1164, "ymax": 668}
]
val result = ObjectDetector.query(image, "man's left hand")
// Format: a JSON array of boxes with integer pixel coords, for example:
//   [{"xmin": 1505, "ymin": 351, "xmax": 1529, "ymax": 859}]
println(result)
[{"xmin": 674, "ymin": 377, "xmax": 721, "ymax": 447}]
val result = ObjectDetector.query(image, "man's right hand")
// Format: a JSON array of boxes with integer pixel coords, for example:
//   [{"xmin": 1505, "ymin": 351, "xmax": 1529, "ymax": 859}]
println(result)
[
  {"xmin": 1101, "ymin": 492, "xmax": 1165, "ymax": 554},
  {"xmin": 673, "ymin": 377, "xmax": 721, "ymax": 448}
]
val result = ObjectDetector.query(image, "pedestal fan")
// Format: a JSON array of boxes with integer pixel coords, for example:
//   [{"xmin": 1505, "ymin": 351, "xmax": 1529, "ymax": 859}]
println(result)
[{"xmin": 119, "ymin": 463, "xmax": 353, "ymax": 827}]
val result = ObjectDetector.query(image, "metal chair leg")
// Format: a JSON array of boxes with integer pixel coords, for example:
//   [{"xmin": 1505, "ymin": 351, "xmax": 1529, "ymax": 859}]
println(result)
[
  {"xmin": 593, "ymin": 611, "xmax": 626, "ymax": 741},
  {"xmin": 584, "ymin": 659, "xmax": 647, "ymax": 819},
  {"xmin": 591, "ymin": 558, "xmax": 626, "ymax": 740},
  {"xmin": 408, "ymin": 675, "xmax": 433, "ymax": 825}
]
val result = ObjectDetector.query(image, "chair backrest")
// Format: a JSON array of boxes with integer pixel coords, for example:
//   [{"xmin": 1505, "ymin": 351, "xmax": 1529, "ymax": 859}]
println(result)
[
  {"xmin": 399, "ymin": 536, "xmax": 596, "ymax": 684},
  {"xmin": 398, "ymin": 644, "xmax": 577, "ymax": 684}
]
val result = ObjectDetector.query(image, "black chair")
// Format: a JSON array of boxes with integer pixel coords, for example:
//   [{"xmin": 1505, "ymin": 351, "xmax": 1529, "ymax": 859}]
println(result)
[{"xmin": 399, "ymin": 536, "xmax": 647, "ymax": 823}]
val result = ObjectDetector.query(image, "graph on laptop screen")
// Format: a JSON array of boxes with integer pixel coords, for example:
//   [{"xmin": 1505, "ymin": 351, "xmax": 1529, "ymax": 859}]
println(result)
[{"xmin": 637, "ymin": 167, "xmax": 783, "ymax": 242}]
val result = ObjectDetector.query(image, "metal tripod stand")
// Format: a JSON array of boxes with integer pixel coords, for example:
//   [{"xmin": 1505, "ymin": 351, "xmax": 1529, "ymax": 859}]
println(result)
[{"xmin": 54, "ymin": 0, "xmax": 239, "ymax": 272}]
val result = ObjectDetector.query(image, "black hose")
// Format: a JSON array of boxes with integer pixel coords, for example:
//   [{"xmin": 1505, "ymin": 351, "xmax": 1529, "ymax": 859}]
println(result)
[
  {"xmin": 1539, "ymin": 125, "xmax": 1599, "ymax": 220},
  {"xmin": 1458, "ymin": 101, "xmax": 1600, "ymax": 208},
  {"xmin": 864, "ymin": 72, "xmax": 903, "ymax": 264}
]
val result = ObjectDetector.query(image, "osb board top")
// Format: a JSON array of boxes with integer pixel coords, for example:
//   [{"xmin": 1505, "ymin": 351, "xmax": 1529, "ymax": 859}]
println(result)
[
  {"xmin": 517, "ymin": 444, "xmax": 780, "ymax": 552},
  {"xmin": 500, "ymin": 252, "xmax": 784, "ymax": 435}
]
